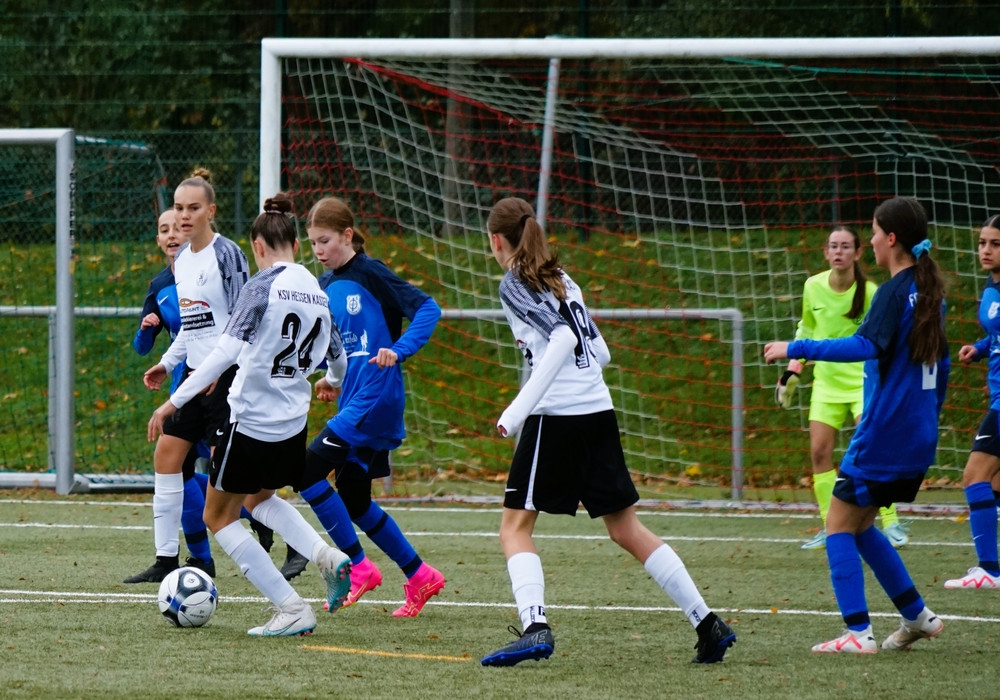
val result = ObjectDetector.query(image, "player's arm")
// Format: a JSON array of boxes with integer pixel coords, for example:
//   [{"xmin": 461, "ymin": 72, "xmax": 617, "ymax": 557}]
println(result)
[
  {"xmin": 786, "ymin": 334, "xmax": 879, "ymax": 364},
  {"xmin": 497, "ymin": 323, "xmax": 575, "ymax": 437},
  {"xmin": 316, "ymin": 321, "xmax": 348, "ymax": 402},
  {"xmin": 154, "ymin": 327, "xmax": 189, "ymax": 378},
  {"xmin": 133, "ymin": 287, "xmax": 164, "ymax": 356},
  {"xmin": 369, "ymin": 295, "xmax": 441, "ymax": 370},
  {"xmin": 147, "ymin": 334, "xmax": 241, "ymax": 441},
  {"xmin": 959, "ymin": 336, "xmax": 989, "ymax": 363},
  {"xmin": 591, "ymin": 329, "xmax": 611, "ymax": 368}
]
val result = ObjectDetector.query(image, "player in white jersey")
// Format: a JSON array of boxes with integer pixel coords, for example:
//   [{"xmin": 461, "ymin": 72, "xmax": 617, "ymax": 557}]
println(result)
[
  {"xmin": 125, "ymin": 169, "xmax": 250, "ymax": 585},
  {"xmin": 479, "ymin": 197, "xmax": 735, "ymax": 668},
  {"xmin": 147, "ymin": 193, "xmax": 352, "ymax": 637}
]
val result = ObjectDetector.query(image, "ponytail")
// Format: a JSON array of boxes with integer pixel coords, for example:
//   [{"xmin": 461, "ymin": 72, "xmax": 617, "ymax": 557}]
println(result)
[
  {"xmin": 252, "ymin": 192, "xmax": 297, "ymax": 250},
  {"xmin": 909, "ymin": 253, "xmax": 948, "ymax": 365},
  {"xmin": 847, "ymin": 259, "xmax": 868, "ymax": 320},
  {"xmin": 487, "ymin": 197, "xmax": 565, "ymax": 299},
  {"xmin": 873, "ymin": 197, "xmax": 947, "ymax": 365}
]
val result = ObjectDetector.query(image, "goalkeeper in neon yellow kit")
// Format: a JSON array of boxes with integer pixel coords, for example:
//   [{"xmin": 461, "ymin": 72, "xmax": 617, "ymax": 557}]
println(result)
[{"xmin": 776, "ymin": 226, "xmax": 908, "ymax": 550}]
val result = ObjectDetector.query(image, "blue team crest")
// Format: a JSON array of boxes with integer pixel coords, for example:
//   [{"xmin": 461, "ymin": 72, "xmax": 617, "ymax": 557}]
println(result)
[
  {"xmin": 346, "ymin": 294, "xmax": 362, "ymax": 315},
  {"xmin": 990, "ymin": 301, "xmax": 1000, "ymax": 319}
]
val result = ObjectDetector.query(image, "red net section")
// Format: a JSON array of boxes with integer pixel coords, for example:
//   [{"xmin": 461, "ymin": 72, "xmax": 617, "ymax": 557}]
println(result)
[{"xmin": 281, "ymin": 54, "xmax": 1000, "ymax": 501}]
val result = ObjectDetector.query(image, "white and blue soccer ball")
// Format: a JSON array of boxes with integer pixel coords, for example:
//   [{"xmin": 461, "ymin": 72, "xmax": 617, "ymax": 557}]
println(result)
[{"xmin": 157, "ymin": 566, "xmax": 218, "ymax": 628}]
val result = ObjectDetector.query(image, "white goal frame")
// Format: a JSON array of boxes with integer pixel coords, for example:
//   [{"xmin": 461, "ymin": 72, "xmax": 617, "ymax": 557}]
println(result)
[
  {"xmin": 259, "ymin": 36, "xmax": 1000, "ymax": 499},
  {"xmin": 0, "ymin": 129, "xmax": 76, "ymax": 494}
]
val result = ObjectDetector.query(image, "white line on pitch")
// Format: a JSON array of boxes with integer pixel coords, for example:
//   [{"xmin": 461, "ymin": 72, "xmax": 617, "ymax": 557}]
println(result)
[
  {"xmin": 0, "ymin": 498, "xmax": 971, "ymax": 520},
  {"xmin": 0, "ymin": 521, "xmax": 973, "ymax": 547},
  {"xmin": 1, "ymin": 588, "xmax": 997, "ymax": 624}
]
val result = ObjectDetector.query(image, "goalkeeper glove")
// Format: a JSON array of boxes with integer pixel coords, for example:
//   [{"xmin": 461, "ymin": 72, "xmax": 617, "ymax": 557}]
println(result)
[{"xmin": 775, "ymin": 361, "xmax": 802, "ymax": 409}]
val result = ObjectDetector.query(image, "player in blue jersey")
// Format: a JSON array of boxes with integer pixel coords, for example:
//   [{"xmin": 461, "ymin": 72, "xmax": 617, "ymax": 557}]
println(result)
[
  {"xmin": 125, "ymin": 168, "xmax": 250, "ymax": 585},
  {"xmin": 765, "ymin": 196, "xmax": 949, "ymax": 654},
  {"xmin": 134, "ymin": 208, "xmax": 185, "ymax": 389},
  {"xmin": 302, "ymin": 196, "xmax": 446, "ymax": 617},
  {"xmin": 776, "ymin": 227, "xmax": 908, "ymax": 551},
  {"xmin": 480, "ymin": 197, "xmax": 734, "ymax": 667},
  {"xmin": 147, "ymin": 193, "xmax": 352, "ymax": 636},
  {"xmin": 944, "ymin": 214, "xmax": 1000, "ymax": 590}
]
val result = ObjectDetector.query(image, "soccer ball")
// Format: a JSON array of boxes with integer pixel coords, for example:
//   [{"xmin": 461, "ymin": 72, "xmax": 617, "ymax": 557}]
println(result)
[{"xmin": 157, "ymin": 566, "xmax": 218, "ymax": 628}]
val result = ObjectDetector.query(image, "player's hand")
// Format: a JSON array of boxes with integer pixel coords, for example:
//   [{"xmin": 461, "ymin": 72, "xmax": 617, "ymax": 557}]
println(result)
[
  {"xmin": 762, "ymin": 341, "xmax": 790, "ymax": 365},
  {"xmin": 140, "ymin": 313, "xmax": 161, "ymax": 331},
  {"xmin": 368, "ymin": 347, "xmax": 399, "ymax": 369},
  {"xmin": 775, "ymin": 369, "xmax": 800, "ymax": 409},
  {"xmin": 314, "ymin": 377, "xmax": 342, "ymax": 402},
  {"xmin": 147, "ymin": 400, "xmax": 178, "ymax": 441},
  {"xmin": 143, "ymin": 364, "xmax": 168, "ymax": 390},
  {"xmin": 958, "ymin": 344, "xmax": 979, "ymax": 363}
]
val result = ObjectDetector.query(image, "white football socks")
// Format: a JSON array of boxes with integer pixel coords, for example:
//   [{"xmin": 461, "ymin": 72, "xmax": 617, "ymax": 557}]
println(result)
[
  {"xmin": 153, "ymin": 472, "xmax": 184, "ymax": 558},
  {"xmin": 215, "ymin": 520, "xmax": 298, "ymax": 608},
  {"xmin": 251, "ymin": 495, "xmax": 325, "ymax": 563},
  {"xmin": 508, "ymin": 551, "xmax": 547, "ymax": 629},
  {"xmin": 644, "ymin": 543, "xmax": 711, "ymax": 627}
]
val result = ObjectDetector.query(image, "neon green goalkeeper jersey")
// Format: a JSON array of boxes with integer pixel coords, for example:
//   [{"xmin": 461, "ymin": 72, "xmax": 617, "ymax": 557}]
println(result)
[{"xmin": 794, "ymin": 269, "xmax": 878, "ymax": 403}]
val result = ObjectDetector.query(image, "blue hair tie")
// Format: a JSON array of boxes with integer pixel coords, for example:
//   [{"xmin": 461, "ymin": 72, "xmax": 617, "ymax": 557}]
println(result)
[{"xmin": 911, "ymin": 239, "xmax": 932, "ymax": 258}]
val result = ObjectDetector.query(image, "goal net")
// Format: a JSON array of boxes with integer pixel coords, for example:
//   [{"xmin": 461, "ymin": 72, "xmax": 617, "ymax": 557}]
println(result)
[
  {"xmin": 0, "ymin": 131, "xmax": 169, "ymax": 492},
  {"xmin": 263, "ymin": 38, "xmax": 1000, "ymax": 503}
]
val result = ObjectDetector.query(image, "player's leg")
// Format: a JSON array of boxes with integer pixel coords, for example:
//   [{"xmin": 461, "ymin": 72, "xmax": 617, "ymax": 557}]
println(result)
[
  {"xmin": 248, "ymin": 491, "xmax": 352, "ymax": 614},
  {"xmin": 482, "ymin": 414, "xmax": 555, "ymax": 667},
  {"xmin": 582, "ymin": 407, "xmax": 733, "ymax": 664},
  {"xmin": 331, "ymin": 467, "xmax": 385, "ymax": 607},
  {"xmin": 207, "ymin": 425, "xmax": 345, "ymax": 634},
  {"xmin": 501, "ymin": 510, "xmax": 546, "ymax": 631},
  {"xmin": 179, "ymin": 444, "xmax": 215, "ymax": 575},
  {"xmin": 252, "ymin": 426, "xmax": 350, "ymax": 614},
  {"xmin": 339, "ymin": 451, "xmax": 443, "ymax": 616},
  {"xmin": 482, "ymin": 507, "xmax": 553, "ymax": 667},
  {"xmin": 603, "ymin": 506, "xmax": 734, "ymax": 663},
  {"xmin": 296, "ymin": 428, "xmax": 360, "ymax": 581},
  {"xmin": 945, "ymin": 435, "xmax": 1000, "ymax": 588},
  {"xmin": 124, "ymin": 432, "xmax": 191, "ymax": 583},
  {"xmin": 812, "ymin": 479, "xmax": 880, "ymax": 653},
  {"xmin": 849, "ymin": 475, "xmax": 943, "ymax": 650},
  {"xmin": 189, "ymin": 462, "xmax": 273, "ymax": 552},
  {"xmin": 803, "ymin": 411, "xmax": 840, "ymax": 550},
  {"xmin": 858, "ymin": 519, "xmax": 943, "ymax": 649},
  {"xmin": 208, "ymin": 486, "xmax": 316, "ymax": 637}
]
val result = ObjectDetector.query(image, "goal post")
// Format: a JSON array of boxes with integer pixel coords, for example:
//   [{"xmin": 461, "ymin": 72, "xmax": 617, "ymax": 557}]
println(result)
[
  {"xmin": 0, "ymin": 129, "xmax": 76, "ymax": 494},
  {"xmin": 260, "ymin": 37, "xmax": 1000, "ymax": 501}
]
